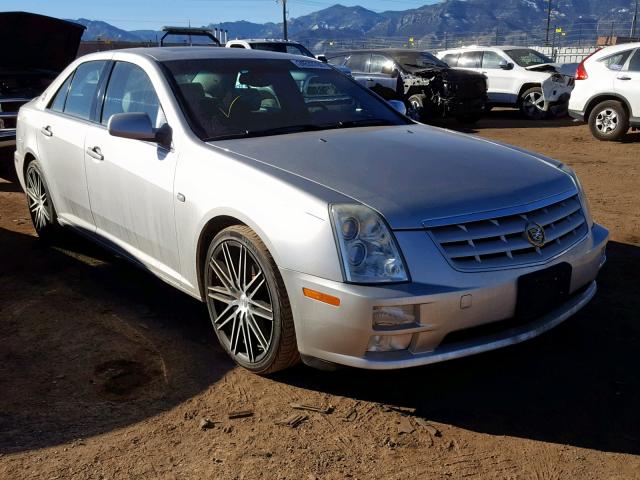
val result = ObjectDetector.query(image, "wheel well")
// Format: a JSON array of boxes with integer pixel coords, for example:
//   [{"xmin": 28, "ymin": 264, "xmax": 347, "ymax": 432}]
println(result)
[
  {"xmin": 516, "ymin": 83, "xmax": 541, "ymax": 105},
  {"xmin": 23, "ymin": 152, "xmax": 36, "ymax": 178},
  {"xmin": 196, "ymin": 215, "xmax": 246, "ymax": 300},
  {"xmin": 584, "ymin": 95, "xmax": 630, "ymax": 122}
]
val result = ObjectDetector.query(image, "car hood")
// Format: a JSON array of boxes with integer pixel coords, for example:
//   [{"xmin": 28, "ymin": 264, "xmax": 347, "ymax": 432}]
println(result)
[
  {"xmin": 524, "ymin": 63, "xmax": 560, "ymax": 73},
  {"xmin": 211, "ymin": 125, "xmax": 575, "ymax": 229},
  {"xmin": 0, "ymin": 12, "xmax": 85, "ymax": 73}
]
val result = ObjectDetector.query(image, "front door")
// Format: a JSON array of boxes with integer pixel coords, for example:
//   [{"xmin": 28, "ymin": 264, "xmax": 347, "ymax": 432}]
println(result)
[
  {"xmin": 615, "ymin": 49, "xmax": 640, "ymax": 118},
  {"xmin": 84, "ymin": 61, "xmax": 181, "ymax": 277}
]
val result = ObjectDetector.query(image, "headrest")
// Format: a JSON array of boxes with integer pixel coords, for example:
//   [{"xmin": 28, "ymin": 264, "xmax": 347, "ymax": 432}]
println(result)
[{"xmin": 179, "ymin": 82, "xmax": 206, "ymax": 100}]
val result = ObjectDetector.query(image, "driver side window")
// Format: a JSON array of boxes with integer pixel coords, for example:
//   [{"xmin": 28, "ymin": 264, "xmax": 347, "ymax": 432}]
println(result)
[
  {"xmin": 482, "ymin": 51, "xmax": 505, "ymax": 69},
  {"xmin": 101, "ymin": 62, "xmax": 166, "ymax": 128}
]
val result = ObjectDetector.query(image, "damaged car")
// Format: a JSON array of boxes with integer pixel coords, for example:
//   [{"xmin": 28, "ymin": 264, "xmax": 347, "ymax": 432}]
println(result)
[
  {"xmin": 0, "ymin": 11, "xmax": 85, "ymax": 147},
  {"xmin": 438, "ymin": 46, "xmax": 574, "ymax": 119},
  {"xmin": 326, "ymin": 49, "xmax": 488, "ymax": 123}
]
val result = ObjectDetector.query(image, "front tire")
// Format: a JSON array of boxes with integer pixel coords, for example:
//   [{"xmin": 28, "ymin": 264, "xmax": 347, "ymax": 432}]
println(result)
[
  {"xmin": 588, "ymin": 100, "xmax": 629, "ymax": 141},
  {"xmin": 24, "ymin": 159, "xmax": 62, "ymax": 242},
  {"xmin": 204, "ymin": 225, "xmax": 299, "ymax": 374},
  {"xmin": 406, "ymin": 94, "xmax": 426, "ymax": 121},
  {"xmin": 519, "ymin": 87, "xmax": 549, "ymax": 120}
]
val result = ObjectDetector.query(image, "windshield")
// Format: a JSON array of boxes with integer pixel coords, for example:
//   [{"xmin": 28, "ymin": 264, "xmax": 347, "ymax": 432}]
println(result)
[
  {"xmin": 394, "ymin": 51, "xmax": 448, "ymax": 69},
  {"xmin": 163, "ymin": 58, "xmax": 409, "ymax": 141},
  {"xmin": 504, "ymin": 49, "xmax": 553, "ymax": 67}
]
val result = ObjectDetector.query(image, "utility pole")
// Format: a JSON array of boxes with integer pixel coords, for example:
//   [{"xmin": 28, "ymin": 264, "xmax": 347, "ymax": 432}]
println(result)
[
  {"xmin": 279, "ymin": 0, "xmax": 288, "ymax": 40},
  {"xmin": 631, "ymin": 0, "xmax": 639, "ymax": 39},
  {"xmin": 545, "ymin": 0, "xmax": 553, "ymax": 45}
]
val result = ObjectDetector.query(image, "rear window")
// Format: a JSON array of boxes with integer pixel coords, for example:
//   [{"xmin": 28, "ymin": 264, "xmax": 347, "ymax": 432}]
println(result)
[
  {"xmin": 441, "ymin": 53, "xmax": 459, "ymax": 67},
  {"xmin": 629, "ymin": 50, "xmax": 640, "ymax": 72},
  {"xmin": 63, "ymin": 60, "xmax": 107, "ymax": 121},
  {"xmin": 48, "ymin": 73, "xmax": 74, "ymax": 113},
  {"xmin": 457, "ymin": 51, "xmax": 482, "ymax": 68},
  {"xmin": 601, "ymin": 50, "xmax": 633, "ymax": 70}
]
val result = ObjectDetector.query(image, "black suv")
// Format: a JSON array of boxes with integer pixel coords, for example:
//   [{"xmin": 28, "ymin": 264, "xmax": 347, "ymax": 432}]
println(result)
[{"xmin": 327, "ymin": 49, "xmax": 488, "ymax": 123}]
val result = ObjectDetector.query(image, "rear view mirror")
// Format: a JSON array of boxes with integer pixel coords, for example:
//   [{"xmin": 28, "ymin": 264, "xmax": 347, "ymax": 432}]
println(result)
[
  {"xmin": 388, "ymin": 100, "xmax": 407, "ymax": 116},
  {"xmin": 108, "ymin": 112, "xmax": 172, "ymax": 149},
  {"xmin": 316, "ymin": 54, "xmax": 328, "ymax": 63}
]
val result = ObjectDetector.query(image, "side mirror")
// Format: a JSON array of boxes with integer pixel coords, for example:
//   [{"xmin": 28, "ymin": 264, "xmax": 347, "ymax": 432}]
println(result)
[
  {"xmin": 388, "ymin": 100, "xmax": 407, "ymax": 116},
  {"xmin": 108, "ymin": 112, "xmax": 172, "ymax": 149},
  {"xmin": 316, "ymin": 54, "xmax": 328, "ymax": 63},
  {"xmin": 499, "ymin": 60, "xmax": 514, "ymax": 70}
]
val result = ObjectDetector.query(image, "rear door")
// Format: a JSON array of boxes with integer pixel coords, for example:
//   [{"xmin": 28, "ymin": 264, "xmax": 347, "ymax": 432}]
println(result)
[
  {"xmin": 84, "ymin": 60, "xmax": 181, "ymax": 276},
  {"xmin": 614, "ymin": 49, "xmax": 640, "ymax": 118},
  {"xmin": 36, "ymin": 60, "xmax": 108, "ymax": 230}
]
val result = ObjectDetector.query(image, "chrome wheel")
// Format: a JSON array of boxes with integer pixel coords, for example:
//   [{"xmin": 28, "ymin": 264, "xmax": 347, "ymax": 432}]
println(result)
[
  {"xmin": 206, "ymin": 239, "xmax": 274, "ymax": 364},
  {"xmin": 26, "ymin": 163, "xmax": 52, "ymax": 231},
  {"xmin": 522, "ymin": 90, "xmax": 546, "ymax": 117},
  {"xmin": 595, "ymin": 108, "xmax": 619, "ymax": 134}
]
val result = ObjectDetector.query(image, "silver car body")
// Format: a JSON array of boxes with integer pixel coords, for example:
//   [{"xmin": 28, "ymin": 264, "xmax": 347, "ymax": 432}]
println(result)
[{"xmin": 14, "ymin": 47, "xmax": 608, "ymax": 369}]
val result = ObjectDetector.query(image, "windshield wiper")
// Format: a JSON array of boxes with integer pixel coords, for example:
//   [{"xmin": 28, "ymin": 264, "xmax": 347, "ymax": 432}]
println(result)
[{"xmin": 204, "ymin": 124, "xmax": 322, "ymax": 141}]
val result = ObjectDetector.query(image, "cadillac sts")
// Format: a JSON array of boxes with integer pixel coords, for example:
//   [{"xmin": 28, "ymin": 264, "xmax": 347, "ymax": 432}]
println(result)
[{"xmin": 14, "ymin": 48, "xmax": 608, "ymax": 373}]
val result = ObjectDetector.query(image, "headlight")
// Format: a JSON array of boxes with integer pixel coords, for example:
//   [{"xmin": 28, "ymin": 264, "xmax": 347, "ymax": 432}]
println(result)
[
  {"xmin": 330, "ymin": 204, "xmax": 409, "ymax": 283},
  {"xmin": 560, "ymin": 164, "xmax": 593, "ymax": 226}
]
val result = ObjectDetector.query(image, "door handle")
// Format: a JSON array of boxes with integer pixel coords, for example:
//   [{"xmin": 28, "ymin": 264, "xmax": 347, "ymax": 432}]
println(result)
[
  {"xmin": 86, "ymin": 146, "xmax": 104, "ymax": 161},
  {"xmin": 618, "ymin": 76, "xmax": 632, "ymax": 80},
  {"xmin": 40, "ymin": 125, "xmax": 53, "ymax": 137}
]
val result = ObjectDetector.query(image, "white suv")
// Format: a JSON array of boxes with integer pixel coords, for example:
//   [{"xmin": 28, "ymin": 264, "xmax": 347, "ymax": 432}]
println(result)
[
  {"xmin": 226, "ymin": 39, "xmax": 316, "ymax": 58},
  {"xmin": 568, "ymin": 43, "xmax": 640, "ymax": 141},
  {"xmin": 437, "ymin": 46, "xmax": 574, "ymax": 119}
]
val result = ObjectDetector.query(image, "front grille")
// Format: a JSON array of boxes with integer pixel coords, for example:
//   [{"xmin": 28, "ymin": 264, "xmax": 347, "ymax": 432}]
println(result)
[{"xmin": 426, "ymin": 194, "xmax": 588, "ymax": 271}]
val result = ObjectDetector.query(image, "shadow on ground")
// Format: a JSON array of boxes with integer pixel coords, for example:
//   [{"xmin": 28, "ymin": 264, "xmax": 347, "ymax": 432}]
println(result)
[
  {"xmin": 435, "ymin": 109, "xmax": 640, "ymax": 142},
  {"xmin": 0, "ymin": 222, "xmax": 233, "ymax": 454},
  {"xmin": 275, "ymin": 240, "xmax": 640, "ymax": 456}
]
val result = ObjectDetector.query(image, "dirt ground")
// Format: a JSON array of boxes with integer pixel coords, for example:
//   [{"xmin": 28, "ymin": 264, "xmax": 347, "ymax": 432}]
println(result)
[{"xmin": 0, "ymin": 111, "xmax": 639, "ymax": 480}]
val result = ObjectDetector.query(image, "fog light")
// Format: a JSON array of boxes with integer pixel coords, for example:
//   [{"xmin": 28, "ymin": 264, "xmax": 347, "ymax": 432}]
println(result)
[
  {"xmin": 367, "ymin": 334, "xmax": 412, "ymax": 352},
  {"xmin": 373, "ymin": 305, "xmax": 418, "ymax": 328}
]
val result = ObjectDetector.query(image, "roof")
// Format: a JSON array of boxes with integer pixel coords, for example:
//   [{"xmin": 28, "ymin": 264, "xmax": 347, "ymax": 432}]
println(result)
[{"xmin": 103, "ymin": 46, "xmax": 319, "ymax": 62}]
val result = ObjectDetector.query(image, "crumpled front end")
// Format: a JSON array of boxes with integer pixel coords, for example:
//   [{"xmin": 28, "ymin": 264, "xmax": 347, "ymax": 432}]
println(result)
[
  {"xmin": 402, "ymin": 67, "xmax": 488, "ymax": 118},
  {"xmin": 540, "ymin": 72, "xmax": 575, "ymax": 110}
]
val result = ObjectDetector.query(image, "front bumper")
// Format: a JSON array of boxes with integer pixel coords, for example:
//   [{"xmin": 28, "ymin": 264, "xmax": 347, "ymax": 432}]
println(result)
[{"xmin": 281, "ymin": 223, "xmax": 608, "ymax": 370}]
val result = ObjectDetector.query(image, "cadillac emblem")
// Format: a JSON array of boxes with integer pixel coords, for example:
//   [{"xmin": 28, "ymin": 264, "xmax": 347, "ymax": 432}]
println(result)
[{"xmin": 525, "ymin": 222, "xmax": 546, "ymax": 247}]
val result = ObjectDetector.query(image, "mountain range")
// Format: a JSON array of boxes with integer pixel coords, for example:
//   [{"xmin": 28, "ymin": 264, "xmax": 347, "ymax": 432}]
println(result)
[{"xmin": 72, "ymin": 0, "xmax": 639, "ymax": 49}]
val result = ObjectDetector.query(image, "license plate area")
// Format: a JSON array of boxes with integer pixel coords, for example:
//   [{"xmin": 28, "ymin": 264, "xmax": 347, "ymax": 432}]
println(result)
[{"xmin": 515, "ymin": 262, "xmax": 572, "ymax": 321}]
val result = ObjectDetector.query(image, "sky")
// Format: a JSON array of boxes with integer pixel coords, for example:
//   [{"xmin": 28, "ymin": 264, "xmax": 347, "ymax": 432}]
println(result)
[{"xmin": 3, "ymin": 0, "xmax": 439, "ymax": 30}]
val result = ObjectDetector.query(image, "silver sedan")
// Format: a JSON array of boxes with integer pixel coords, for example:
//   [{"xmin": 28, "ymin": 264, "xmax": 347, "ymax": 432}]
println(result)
[{"xmin": 14, "ymin": 47, "xmax": 608, "ymax": 373}]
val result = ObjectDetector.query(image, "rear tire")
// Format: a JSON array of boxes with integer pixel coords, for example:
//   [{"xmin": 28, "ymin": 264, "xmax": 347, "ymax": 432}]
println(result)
[
  {"xmin": 588, "ymin": 100, "xmax": 629, "ymax": 141},
  {"xmin": 519, "ymin": 87, "xmax": 549, "ymax": 120},
  {"xmin": 24, "ymin": 159, "xmax": 63, "ymax": 243},
  {"xmin": 204, "ymin": 225, "xmax": 300, "ymax": 374}
]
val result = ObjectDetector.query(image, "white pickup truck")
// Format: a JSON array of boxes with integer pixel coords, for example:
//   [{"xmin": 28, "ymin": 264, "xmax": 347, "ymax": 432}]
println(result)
[{"xmin": 437, "ymin": 46, "xmax": 574, "ymax": 119}]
